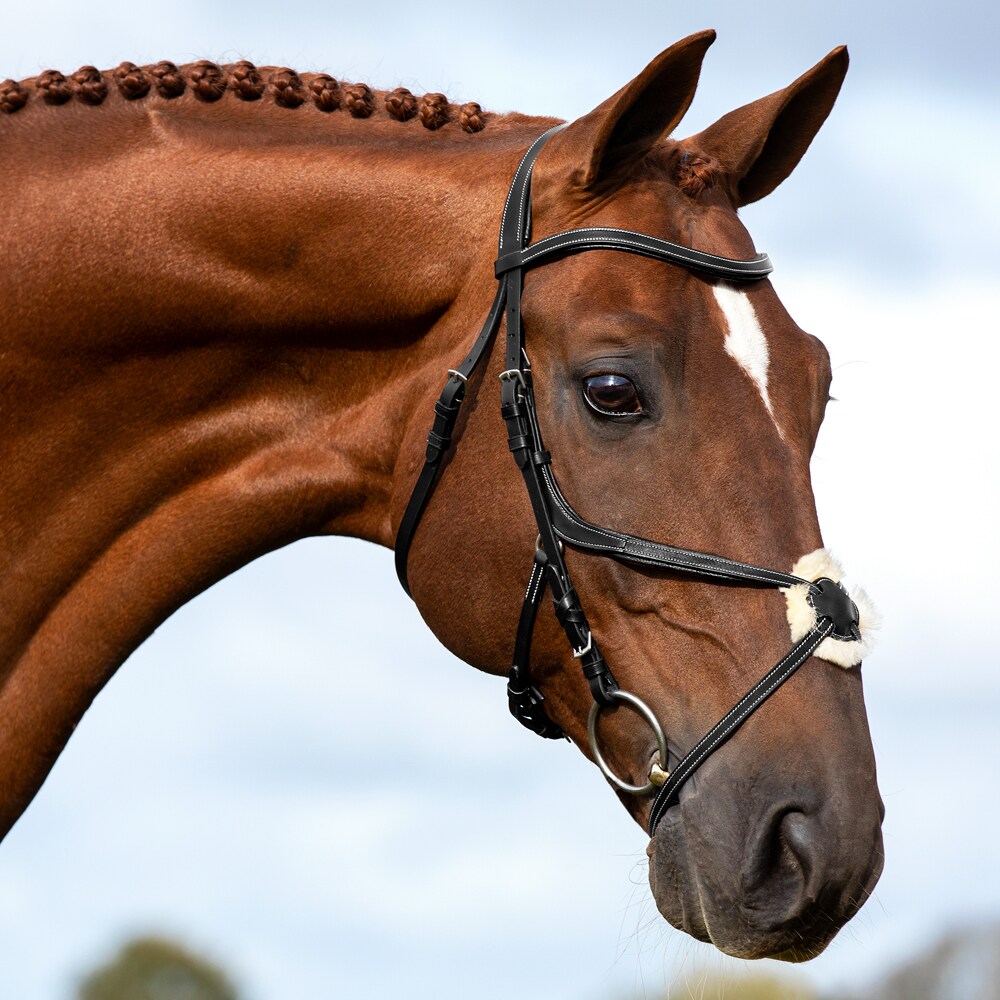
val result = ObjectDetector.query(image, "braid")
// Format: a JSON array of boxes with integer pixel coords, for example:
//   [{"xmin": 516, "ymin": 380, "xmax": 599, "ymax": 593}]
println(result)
[
  {"xmin": 186, "ymin": 60, "xmax": 226, "ymax": 102},
  {"xmin": 69, "ymin": 66, "xmax": 107, "ymax": 105},
  {"xmin": 459, "ymin": 101, "xmax": 486, "ymax": 133},
  {"xmin": 2, "ymin": 59, "xmax": 491, "ymax": 131},
  {"xmin": 343, "ymin": 82, "xmax": 375, "ymax": 118},
  {"xmin": 0, "ymin": 78, "xmax": 28, "ymax": 114},
  {"xmin": 113, "ymin": 61, "xmax": 151, "ymax": 100},
  {"xmin": 309, "ymin": 74, "xmax": 341, "ymax": 112},
  {"xmin": 385, "ymin": 87, "xmax": 417, "ymax": 121},
  {"xmin": 418, "ymin": 92, "xmax": 449, "ymax": 130},
  {"xmin": 229, "ymin": 60, "xmax": 264, "ymax": 101},
  {"xmin": 675, "ymin": 151, "xmax": 719, "ymax": 198},
  {"xmin": 149, "ymin": 61, "xmax": 186, "ymax": 99},
  {"xmin": 268, "ymin": 68, "xmax": 304, "ymax": 108},
  {"xmin": 36, "ymin": 69, "xmax": 72, "ymax": 105}
]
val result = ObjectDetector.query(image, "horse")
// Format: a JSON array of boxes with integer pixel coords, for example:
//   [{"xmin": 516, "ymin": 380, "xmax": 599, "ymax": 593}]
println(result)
[{"xmin": 0, "ymin": 30, "xmax": 883, "ymax": 961}]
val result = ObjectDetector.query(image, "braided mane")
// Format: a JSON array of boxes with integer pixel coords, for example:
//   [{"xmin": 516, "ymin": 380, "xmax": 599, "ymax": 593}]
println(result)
[{"xmin": 0, "ymin": 59, "xmax": 490, "ymax": 132}]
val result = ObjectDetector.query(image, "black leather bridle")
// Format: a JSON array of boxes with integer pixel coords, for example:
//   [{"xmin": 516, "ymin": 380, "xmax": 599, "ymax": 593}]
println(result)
[{"xmin": 395, "ymin": 125, "xmax": 861, "ymax": 835}]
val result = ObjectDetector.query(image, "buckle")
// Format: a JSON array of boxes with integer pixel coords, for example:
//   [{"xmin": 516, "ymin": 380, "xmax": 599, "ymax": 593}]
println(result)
[
  {"xmin": 498, "ymin": 369, "xmax": 527, "ymax": 388},
  {"xmin": 447, "ymin": 369, "xmax": 468, "ymax": 383},
  {"xmin": 572, "ymin": 630, "xmax": 593, "ymax": 658}
]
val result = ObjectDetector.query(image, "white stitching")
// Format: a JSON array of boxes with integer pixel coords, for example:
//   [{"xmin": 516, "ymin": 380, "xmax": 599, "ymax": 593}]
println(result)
[
  {"xmin": 541, "ymin": 228, "xmax": 771, "ymax": 267},
  {"xmin": 624, "ymin": 539, "xmax": 794, "ymax": 584},
  {"xmin": 499, "ymin": 127, "xmax": 562, "ymax": 254},
  {"xmin": 542, "ymin": 468, "xmax": 800, "ymax": 588},
  {"xmin": 650, "ymin": 623, "xmax": 832, "ymax": 827},
  {"xmin": 691, "ymin": 623, "xmax": 831, "ymax": 741},
  {"xmin": 659, "ymin": 625, "xmax": 827, "ymax": 790},
  {"xmin": 805, "ymin": 586, "xmax": 862, "ymax": 642},
  {"xmin": 525, "ymin": 229, "xmax": 772, "ymax": 269},
  {"xmin": 513, "ymin": 230, "xmax": 771, "ymax": 276},
  {"xmin": 522, "ymin": 562, "xmax": 544, "ymax": 603}
]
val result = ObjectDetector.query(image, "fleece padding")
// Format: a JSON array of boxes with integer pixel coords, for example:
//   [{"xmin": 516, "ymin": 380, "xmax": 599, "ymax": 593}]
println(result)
[{"xmin": 782, "ymin": 548, "xmax": 879, "ymax": 668}]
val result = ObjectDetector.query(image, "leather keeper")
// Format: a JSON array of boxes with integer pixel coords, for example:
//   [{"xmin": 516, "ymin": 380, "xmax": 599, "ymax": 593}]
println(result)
[
  {"xmin": 552, "ymin": 589, "xmax": 582, "ymax": 623},
  {"xmin": 425, "ymin": 429, "xmax": 451, "ymax": 459},
  {"xmin": 434, "ymin": 398, "xmax": 460, "ymax": 419}
]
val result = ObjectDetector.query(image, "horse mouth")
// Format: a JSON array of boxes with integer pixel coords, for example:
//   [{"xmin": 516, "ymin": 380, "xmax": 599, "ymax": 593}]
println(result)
[{"xmin": 646, "ymin": 782, "xmax": 885, "ymax": 960}]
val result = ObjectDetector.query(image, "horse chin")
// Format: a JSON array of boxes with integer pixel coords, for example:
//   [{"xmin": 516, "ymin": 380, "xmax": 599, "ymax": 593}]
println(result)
[
  {"xmin": 646, "ymin": 782, "xmax": 885, "ymax": 961},
  {"xmin": 652, "ymin": 892, "xmax": 839, "ymax": 963}
]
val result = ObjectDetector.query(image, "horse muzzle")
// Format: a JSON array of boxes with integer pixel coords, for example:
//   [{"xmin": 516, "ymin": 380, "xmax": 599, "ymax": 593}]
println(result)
[{"xmin": 646, "ymin": 686, "xmax": 885, "ymax": 960}]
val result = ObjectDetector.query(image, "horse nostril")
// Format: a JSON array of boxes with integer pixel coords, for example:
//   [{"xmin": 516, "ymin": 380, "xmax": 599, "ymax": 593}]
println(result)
[
  {"xmin": 742, "ymin": 805, "xmax": 818, "ymax": 914},
  {"xmin": 775, "ymin": 809, "xmax": 816, "ymax": 890}
]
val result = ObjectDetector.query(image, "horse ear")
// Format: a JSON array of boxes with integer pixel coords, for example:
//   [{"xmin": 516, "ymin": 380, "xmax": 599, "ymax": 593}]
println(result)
[
  {"xmin": 553, "ymin": 30, "xmax": 716, "ymax": 189},
  {"xmin": 683, "ymin": 46, "xmax": 849, "ymax": 207}
]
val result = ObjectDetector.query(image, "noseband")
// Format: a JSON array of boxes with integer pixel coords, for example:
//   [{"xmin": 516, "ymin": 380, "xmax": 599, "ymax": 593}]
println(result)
[{"xmin": 395, "ymin": 125, "xmax": 862, "ymax": 835}]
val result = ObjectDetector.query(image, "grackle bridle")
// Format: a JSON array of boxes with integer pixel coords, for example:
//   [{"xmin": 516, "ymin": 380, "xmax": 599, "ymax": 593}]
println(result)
[{"xmin": 394, "ymin": 125, "xmax": 861, "ymax": 835}]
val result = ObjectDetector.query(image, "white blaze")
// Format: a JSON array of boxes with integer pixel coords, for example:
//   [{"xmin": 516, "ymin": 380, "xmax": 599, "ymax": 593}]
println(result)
[{"xmin": 712, "ymin": 283, "xmax": 781, "ymax": 435}]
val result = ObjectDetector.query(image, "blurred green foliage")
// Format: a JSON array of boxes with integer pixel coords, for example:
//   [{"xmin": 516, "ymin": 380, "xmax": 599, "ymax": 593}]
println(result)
[
  {"xmin": 645, "ymin": 923, "xmax": 1000, "ymax": 1000},
  {"xmin": 859, "ymin": 924, "xmax": 1000, "ymax": 1000},
  {"xmin": 77, "ymin": 936, "xmax": 239, "ymax": 1000},
  {"xmin": 75, "ymin": 921, "xmax": 1000, "ymax": 1000},
  {"xmin": 668, "ymin": 970, "xmax": 815, "ymax": 1000}
]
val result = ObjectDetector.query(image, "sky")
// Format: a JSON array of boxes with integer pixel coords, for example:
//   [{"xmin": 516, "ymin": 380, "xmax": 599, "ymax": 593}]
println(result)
[{"xmin": 1, "ymin": 2, "xmax": 998, "ymax": 998}]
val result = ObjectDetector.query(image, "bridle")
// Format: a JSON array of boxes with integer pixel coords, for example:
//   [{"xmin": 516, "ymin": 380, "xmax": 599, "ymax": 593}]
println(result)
[{"xmin": 394, "ymin": 125, "xmax": 862, "ymax": 835}]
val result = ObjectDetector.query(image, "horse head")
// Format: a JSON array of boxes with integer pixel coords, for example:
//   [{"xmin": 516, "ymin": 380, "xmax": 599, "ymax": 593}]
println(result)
[
  {"xmin": 0, "ymin": 29, "xmax": 882, "ymax": 967},
  {"xmin": 404, "ymin": 31, "xmax": 883, "ymax": 961}
]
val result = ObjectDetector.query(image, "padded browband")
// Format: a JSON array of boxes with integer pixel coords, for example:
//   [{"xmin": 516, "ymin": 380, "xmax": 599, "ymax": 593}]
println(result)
[
  {"xmin": 494, "ymin": 123, "xmax": 772, "ymax": 284},
  {"xmin": 495, "ymin": 228, "xmax": 772, "ymax": 281}
]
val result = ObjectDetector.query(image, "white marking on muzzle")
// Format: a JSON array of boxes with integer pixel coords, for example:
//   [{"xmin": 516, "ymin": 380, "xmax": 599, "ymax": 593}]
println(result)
[
  {"xmin": 782, "ymin": 548, "xmax": 879, "ymax": 668},
  {"xmin": 712, "ymin": 284, "xmax": 783, "ymax": 437}
]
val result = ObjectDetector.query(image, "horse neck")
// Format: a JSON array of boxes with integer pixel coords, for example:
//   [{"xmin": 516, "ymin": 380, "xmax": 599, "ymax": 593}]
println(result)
[{"xmin": 0, "ymin": 103, "xmax": 551, "ymax": 836}]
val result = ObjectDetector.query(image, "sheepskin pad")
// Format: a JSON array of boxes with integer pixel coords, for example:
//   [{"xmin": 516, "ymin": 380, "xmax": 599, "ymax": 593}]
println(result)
[{"xmin": 782, "ymin": 548, "xmax": 879, "ymax": 668}]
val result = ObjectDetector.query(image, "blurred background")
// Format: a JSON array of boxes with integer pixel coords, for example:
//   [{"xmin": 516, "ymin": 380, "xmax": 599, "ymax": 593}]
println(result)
[{"xmin": 1, "ymin": 1, "xmax": 997, "ymax": 997}]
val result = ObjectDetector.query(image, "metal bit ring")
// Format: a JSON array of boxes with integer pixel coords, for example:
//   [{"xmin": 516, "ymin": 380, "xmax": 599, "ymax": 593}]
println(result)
[{"xmin": 588, "ymin": 689, "xmax": 669, "ymax": 796}]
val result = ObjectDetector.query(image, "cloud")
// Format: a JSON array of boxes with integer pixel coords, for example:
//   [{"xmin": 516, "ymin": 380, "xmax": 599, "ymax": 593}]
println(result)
[{"xmin": 779, "ymin": 271, "xmax": 999, "ymax": 692}]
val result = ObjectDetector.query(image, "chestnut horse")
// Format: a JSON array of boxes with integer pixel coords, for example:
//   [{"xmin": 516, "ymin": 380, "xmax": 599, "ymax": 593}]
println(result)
[{"xmin": 0, "ymin": 31, "xmax": 882, "ymax": 960}]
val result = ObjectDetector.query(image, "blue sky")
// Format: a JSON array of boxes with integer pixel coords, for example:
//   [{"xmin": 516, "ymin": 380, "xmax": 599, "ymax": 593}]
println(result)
[{"xmin": 1, "ymin": 2, "xmax": 998, "ymax": 998}]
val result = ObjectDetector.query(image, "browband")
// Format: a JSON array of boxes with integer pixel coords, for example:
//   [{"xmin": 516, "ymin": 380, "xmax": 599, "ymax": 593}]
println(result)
[{"xmin": 495, "ymin": 227, "xmax": 772, "ymax": 280}]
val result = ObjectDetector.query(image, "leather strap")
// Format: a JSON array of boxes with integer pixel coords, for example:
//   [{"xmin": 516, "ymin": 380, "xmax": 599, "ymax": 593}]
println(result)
[
  {"xmin": 395, "ymin": 125, "xmax": 566, "ymax": 595},
  {"xmin": 540, "ymin": 466, "xmax": 804, "ymax": 590},
  {"xmin": 498, "ymin": 125, "xmax": 567, "ymax": 254},
  {"xmin": 394, "ymin": 281, "xmax": 506, "ymax": 595},
  {"xmin": 497, "ymin": 129, "xmax": 622, "ymax": 709},
  {"xmin": 506, "ymin": 550, "xmax": 566, "ymax": 740},
  {"xmin": 647, "ymin": 617, "xmax": 836, "ymax": 834},
  {"xmin": 496, "ymin": 227, "xmax": 772, "ymax": 281}
]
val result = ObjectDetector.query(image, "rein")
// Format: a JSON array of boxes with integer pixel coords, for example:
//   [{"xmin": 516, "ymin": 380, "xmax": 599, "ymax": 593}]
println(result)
[{"xmin": 394, "ymin": 125, "xmax": 861, "ymax": 835}]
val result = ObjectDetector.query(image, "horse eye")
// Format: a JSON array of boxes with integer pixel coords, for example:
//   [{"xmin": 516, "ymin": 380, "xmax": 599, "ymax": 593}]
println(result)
[{"xmin": 583, "ymin": 374, "xmax": 642, "ymax": 416}]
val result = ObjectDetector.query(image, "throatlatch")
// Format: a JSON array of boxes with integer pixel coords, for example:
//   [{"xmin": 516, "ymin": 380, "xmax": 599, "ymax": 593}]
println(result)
[{"xmin": 394, "ymin": 125, "xmax": 868, "ymax": 835}]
